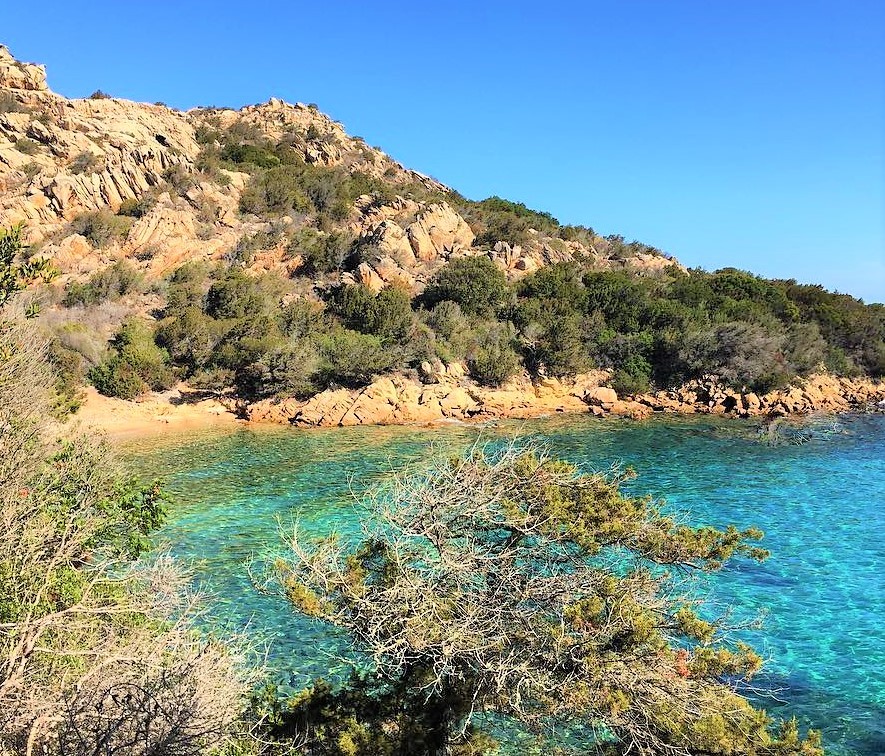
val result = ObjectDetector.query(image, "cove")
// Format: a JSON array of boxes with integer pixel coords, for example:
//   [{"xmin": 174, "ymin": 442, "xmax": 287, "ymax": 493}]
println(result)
[{"xmin": 125, "ymin": 413, "xmax": 885, "ymax": 755}]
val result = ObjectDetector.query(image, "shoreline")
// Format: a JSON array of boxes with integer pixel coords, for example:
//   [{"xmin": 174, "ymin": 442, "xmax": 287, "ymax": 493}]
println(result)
[{"xmin": 69, "ymin": 373, "xmax": 885, "ymax": 441}]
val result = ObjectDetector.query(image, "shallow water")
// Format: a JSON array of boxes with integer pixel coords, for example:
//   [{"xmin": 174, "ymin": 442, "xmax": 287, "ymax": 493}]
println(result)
[{"xmin": 126, "ymin": 413, "xmax": 885, "ymax": 755}]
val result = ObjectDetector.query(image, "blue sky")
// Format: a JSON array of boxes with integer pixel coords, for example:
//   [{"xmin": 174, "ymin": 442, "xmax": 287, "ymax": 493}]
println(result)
[{"xmin": 4, "ymin": 1, "xmax": 883, "ymax": 302}]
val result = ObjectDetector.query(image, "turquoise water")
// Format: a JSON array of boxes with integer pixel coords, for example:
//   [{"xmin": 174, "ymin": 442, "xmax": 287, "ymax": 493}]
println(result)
[{"xmin": 126, "ymin": 413, "xmax": 885, "ymax": 755}]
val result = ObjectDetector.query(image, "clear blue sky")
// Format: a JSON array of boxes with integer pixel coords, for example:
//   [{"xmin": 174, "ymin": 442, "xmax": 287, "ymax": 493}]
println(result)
[{"xmin": 4, "ymin": 1, "xmax": 883, "ymax": 302}]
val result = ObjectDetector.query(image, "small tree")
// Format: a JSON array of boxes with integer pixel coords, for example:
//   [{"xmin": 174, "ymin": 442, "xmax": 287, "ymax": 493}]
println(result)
[{"xmin": 272, "ymin": 444, "xmax": 822, "ymax": 756}]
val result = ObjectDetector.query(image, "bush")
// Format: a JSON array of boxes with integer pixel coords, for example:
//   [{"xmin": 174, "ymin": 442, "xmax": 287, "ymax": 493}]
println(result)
[
  {"xmin": 328, "ymin": 284, "xmax": 414, "ymax": 343},
  {"xmin": 271, "ymin": 444, "xmax": 820, "ymax": 756},
  {"xmin": 117, "ymin": 195, "xmax": 156, "ymax": 218},
  {"xmin": 221, "ymin": 142, "xmax": 280, "ymax": 169},
  {"xmin": 678, "ymin": 321, "xmax": 789, "ymax": 393},
  {"xmin": 287, "ymin": 228, "xmax": 355, "ymax": 275},
  {"xmin": 422, "ymin": 256, "xmax": 510, "ymax": 316},
  {"xmin": 70, "ymin": 210, "xmax": 134, "ymax": 248},
  {"xmin": 239, "ymin": 167, "xmax": 311, "ymax": 215},
  {"xmin": 204, "ymin": 270, "xmax": 275, "ymax": 320},
  {"xmin": 237, "ymin": 339, "xmax": 320, "ymax": 399},
  {"xmin": 69, "ymin": 150, "xmax": 104, "ymax": 175},
  {"xmin": 317, "ymin": 329, "xmax": 397, "ymax": 387},
  {"xmin": 467, "ymin": 322, "xmax": 521, "ymax": 386},
  {"xmin": 63, "ymin": 260, "xmax": 144, "ymax": 306},
  {"xmin": 14, "ymin": 138, "xmax": 40, "ymax": 155},
  {"xmin": 89, "ymin": 320, "xmax": 174, "ymax": 399}
]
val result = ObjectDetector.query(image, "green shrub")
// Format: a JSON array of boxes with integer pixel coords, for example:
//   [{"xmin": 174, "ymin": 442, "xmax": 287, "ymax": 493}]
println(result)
[
  {"xmin": 239, "ymin": 167, "xmax": 312, "ymax": 215},
  {"xmin": 70, "ymin": 210, "xmax": 134, "ymax": 248},
  {"xmin": 89, "ymin": 320, "xmax": 174, "ymax": 399},
  {"xmin": 279, "ymin": 297, "xmax": 328, "ymax": 339},
  {"xmin": 14, "ymin": 138, "xmax": 39, "ymax": 156},
  {"xmin": 317, "ymin": 329, "xmax": 397, "ymax": 387},
  {"xmin": 237, "ymin": 339, "xmax": 320, "ymax": 399},
  {"xmin": 63, "ymin": 260, "xmax": 144, "ymax": 306},
  {"xmin": 328, "ymin": 284, "xmax": 414, "ymax": 343},
  {"xmin": 69, "ymin": 150, "xmax": 105, "ymax": 175},
  {"xmin": 288, "ymin": 228, "xmax": 356, "ymax": 275},
  {"xmin": 422, "ymin": 256, "xmax": 510, "ymax": 316},
  {"xmin": 204, "ymin": 270, "xmax": 275, "ymax": 320},
  {"xmin": 117, "ymin": 195, "xmax": 156, "ymax": 218},
  {"xmin": 221, "ymin": 142, "xmax": 281, "ymax": 169},
  {"xmin": 467, "ymin": 323, "xmax": 521, "ymax": 386},
  {"xmin": 469, "ymin": 196, "xmax": 559, "ymax": 247}
]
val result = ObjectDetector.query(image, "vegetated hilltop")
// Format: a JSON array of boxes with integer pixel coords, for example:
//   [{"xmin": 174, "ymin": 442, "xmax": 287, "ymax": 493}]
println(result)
[{"xmin": 1, "ymin": 44, "xmax": 883, "ymax": 425}]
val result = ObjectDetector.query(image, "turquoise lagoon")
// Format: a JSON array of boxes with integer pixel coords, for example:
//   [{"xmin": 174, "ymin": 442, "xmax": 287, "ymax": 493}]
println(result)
[{"xmin": 127, "ymin": 413, "xmax": 885, "ymax": 755}]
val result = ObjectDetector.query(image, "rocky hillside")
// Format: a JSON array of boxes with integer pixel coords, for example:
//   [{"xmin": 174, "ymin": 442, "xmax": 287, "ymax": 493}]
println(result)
[
  {"xmin": 3, "ymin": 44, "xmax": 882, "ymax": 426},
  {"xmin": 0, "ymin": 44, "xmax": 677, "ymax": 291}
]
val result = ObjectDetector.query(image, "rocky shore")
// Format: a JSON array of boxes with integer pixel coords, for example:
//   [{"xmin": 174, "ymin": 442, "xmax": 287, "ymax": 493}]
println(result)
[
  {"xmin": 243, "ymin": 365, "xmax": 885, "ymax": 428},
  {"xmin": 69, "ymin": 367, "xmax": 885, "ymax": 438}
]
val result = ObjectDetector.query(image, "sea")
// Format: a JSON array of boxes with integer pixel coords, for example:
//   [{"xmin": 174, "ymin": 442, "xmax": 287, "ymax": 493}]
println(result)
[{"xmin": 126, "ymin": 412, "xmax": 885, "ymax": 755}]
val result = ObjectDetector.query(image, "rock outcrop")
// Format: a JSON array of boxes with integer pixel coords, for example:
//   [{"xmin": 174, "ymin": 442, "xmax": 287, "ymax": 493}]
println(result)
[{"xmin": 243, "ymin": 370, "xmax": 885, "ymax": 429}]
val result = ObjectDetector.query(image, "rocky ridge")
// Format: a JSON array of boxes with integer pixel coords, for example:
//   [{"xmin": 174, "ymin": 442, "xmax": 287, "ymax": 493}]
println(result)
[{"xmin": 0, "ymin": 45, "xmax": 681, "ymax": 290}]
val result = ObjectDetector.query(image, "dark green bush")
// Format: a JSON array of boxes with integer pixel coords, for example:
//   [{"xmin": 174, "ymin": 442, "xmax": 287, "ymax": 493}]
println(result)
[
  {"xmin": 240, "ymin": 167, "xmax": 312, "ymax": 215},
  {"xmin": 14, "ymin": 138, "xmax": 39, "ymax": 156},
  {"xmin": 89, "ymin": 320, "xmax": 174, "ymax": 399},
  {"xmin": 467, "ymin": 323, "xmax": 521, "ymax": 386},
  {"xmin": 422, "ymin": 256, "xmax": 510, "ymax": 317},
  {"xmin": 116, "ymin": 195, "xmax": 156, "ymax": 218},
  {"xmin": 237, "ymin": 339, "xmax": 320, "ymax": 399},
  {"xmin": 288, "ymin": 228, "xmax": 356, "ymax": 275},
  {"xmin": 317, "ymin": 329, "xmax": 397, "ymax": 388},
  {"xmin": 327, "ymin": 284, "xmax": 414, "ymax": 343},
  {"xmin": 221, "ymin": 142, "xmax": 281, "ymax": 169}
]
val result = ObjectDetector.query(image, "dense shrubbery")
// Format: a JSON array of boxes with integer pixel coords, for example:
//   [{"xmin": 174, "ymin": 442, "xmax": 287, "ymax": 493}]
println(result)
[
  {"xmin": 270, "ymin": 443, "xmax": 822, "ymax": 755},
  {"xmin": 89, "ymin": 319, "xmax": 175, "ymax": 399},
  {"xmin": 69, "ymin": 247, "xmax": 885, "ymax": 404},
  {"xmin": 421, "ymin": 255, "xmax": 510, "ymax": 316},
  {"xmin": 1, "ymin": 227, "xmax": 255, "ymax": 755}
]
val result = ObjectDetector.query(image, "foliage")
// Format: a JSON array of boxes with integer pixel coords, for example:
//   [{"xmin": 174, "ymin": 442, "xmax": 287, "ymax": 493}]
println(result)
[
  {"xmin": 14, "ymin": 137, "xmax": 40, "ymax": 155},
  {"xmin": 288, "ymin": 227, "xmax": 356, "ymax": 275},
  {"xmin": 0, "ymin": 228, "xmax": 256, "ymax": 755},
  {"xmin": 70, "ymin": 209, "xmax": 134, "ymax": 248},
  {"xmin": 468, "ymin": 196, "xmax": 560, "ymax": 247},
  {"xmin": 466, "ymin": 321, "xmax": 521, "ymax": 386},
  {"xmin": 272, "ymin": 444, "xmax": 822, "ymax": 756},
  {"xmin": 0, "ymin": 224, "xmax": 56, "ymax": 310},
  {"xmin": 327, "ymin": 284, "xmax": 414, "ymax": 343},
  {"xmin": 422, "ymin": 256, "xmax": 510, "ymax": 317},
  {"xmin": 89, "ymin": 319, "xmax": 175, "ymax": 399},
  {"xmin": 63, "ymin": 259, "xmax": 144, "ymax": 306},
  {"xmin": 316, "ymin": 329, "xmax": 397, "ymax": 388}
]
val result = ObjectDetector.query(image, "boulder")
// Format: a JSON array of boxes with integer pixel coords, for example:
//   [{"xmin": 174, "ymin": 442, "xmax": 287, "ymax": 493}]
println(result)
[
  {"xmin": 362, "ymin": 220, "xmax": 416, "ymax": 267},
  {"xmin": 585, "ymin": 386, "xmax": 618, "ymax": 407},
  {"xmin": 406, "ymin": 202, "xmax": 474, "ymax": 262}
]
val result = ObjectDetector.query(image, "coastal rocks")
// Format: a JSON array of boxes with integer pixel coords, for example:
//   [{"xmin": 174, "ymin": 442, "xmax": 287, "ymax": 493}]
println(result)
[
  {"xmin": 585, "ymin": 386, "xmax": 618, "ymax": 408},
  {"xmin": 361, "ymin": 220, "xmax": 416, "ymax": 267},
  {"xmin": 244, "ymin": 370, "xmax": 613, "ymax": 428},
  {"xmin": 631, "ymin": 374, "xmax": 885, "ymax": 419}
]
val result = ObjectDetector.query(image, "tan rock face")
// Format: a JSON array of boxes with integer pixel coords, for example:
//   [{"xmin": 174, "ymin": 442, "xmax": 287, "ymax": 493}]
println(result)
[
  {"xmin": 406, "ymin": 202, "xmax": 474, "ymax": 262},
  {"xmin": 362, "ymin": 220, "xmax": 416, "ymax": 267},
  {"xmin": 0, "ymin": 46, "xmax": 48, "ymax": 92}
]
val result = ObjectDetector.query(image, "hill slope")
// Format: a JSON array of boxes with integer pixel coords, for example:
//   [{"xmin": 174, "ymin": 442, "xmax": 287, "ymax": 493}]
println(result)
[{"xmin": 1, "ymin": 44, "xmax": 882, "ymax": 428}]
